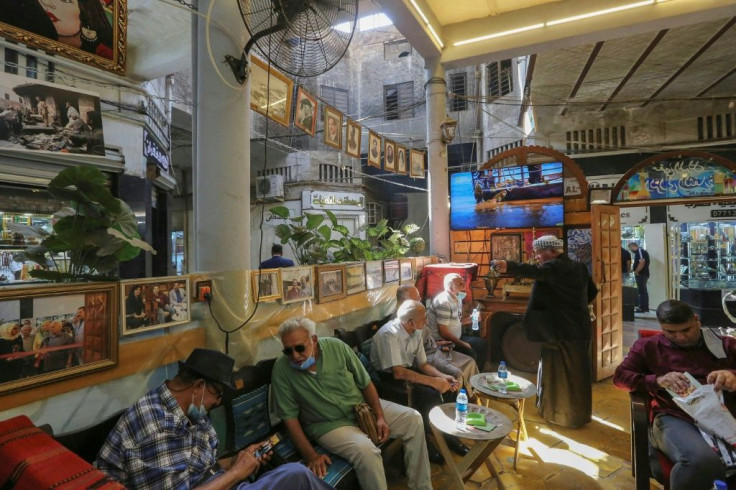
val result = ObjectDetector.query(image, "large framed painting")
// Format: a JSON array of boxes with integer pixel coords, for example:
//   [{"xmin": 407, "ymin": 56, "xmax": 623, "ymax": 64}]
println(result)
[
  {"xmin": 294, "ymin": 87, "xmax": 317, "ymax": 136},
  {"xmin": 250, "ymin": 56, "xmax": 294, "ymax": 127},
  {"xmin": 120, "ymin": 276, "xmax": 190, "ymax": 336},
  {"xmin": 384, "ymin": 139, "xmax": 396, "ymax": 172},
  {"xmin": 316, "ymin": 264, "xmax": 346, "ymax": 303},
  {"xmin": 368, "ymin": 131, "xmax": 381, "ymax": 168},
  {"xmin": 410, "ymin": 149, "xmax": 425, "ymax": 178},
  {"xmin": 0, "ymin": 281, "xmax": 118, "ymax": 395},
  {"xmin": 323, "ymin": 106, "xmax": 343, "ymax": 150},
  {"xmin": 280, "ymin": 266, "xmax": 314, "ymax": 305},
  {"xmin": 365, "ymin": 260, "xmax": 383, "ymax": 290},
  {"xmin": 396, "ymin": 145, "xmax": 408, "ymax": 175},
  {"xmin": 345, "ymin": 262, "xmax": 366, "ymax": 295},
  {"xmin": 345, "ymin": 119, "xmax": 362, "ymax": 158},
  {"xmin": 491, "ymin": 234, "xmax": 522, "ymax": 262},
  {"xmin": 0, "ymin": 0, "xmax": 127, "ymax": 74},
  {"xmin": 252, "ymin": 269, "xmax": 282, "ymax": 302}
]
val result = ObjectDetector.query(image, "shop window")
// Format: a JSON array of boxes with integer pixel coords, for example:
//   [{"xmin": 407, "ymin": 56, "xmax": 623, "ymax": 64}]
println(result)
[
  {"xmin": 487, "ymin": 59, "xmax": 513, "ymax": 98},
  {"xmin": 384, "ymin": 81, "xmax": 414, "ymax": 120},
  {"xmin": 4, "ymin": 48, "xmax": 18, "ymax": 75},
  {"xmin": 449, "ymin": 73, "xmax": 467, "ymax": 112},
  {"xmin": 320, "ymin": 85, "xmax": 349, "ymax": 115}
]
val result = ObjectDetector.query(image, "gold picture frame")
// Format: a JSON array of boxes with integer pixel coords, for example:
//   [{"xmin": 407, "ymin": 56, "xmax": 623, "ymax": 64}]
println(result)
[
  {"xmin": 368, "ymin": 131, "xmax": 382, "ymax": 168},
  {"xmin": 294, "ymin": 87, "xmax": 317, "ymax": 136},
  {"xmin": 250, "ymin": 56, "xmax": 294, "ymax": 127},
  {"xmin": 345, "ymin": 262, "xmax": 366, "ymax": 295},
  {"xmin": 0, "ymin": 281, "xmax": 119, "ymax": 395},
  {"xmin": 345, "ymin": 119, "xmax": 362, "ymax": 158},
  {"xmin": 0, "ymin": 0, "xmax": 127, "ymax": 74},
  {"xmin": 384, "ymin": 139, "xmax": 397, "ymax": 172},
  {"xmin": 280, "ymin": 266, "xmax": 315, "ymax": 305},
  {"xmin": 252, "ymin": 269, "xmax": 282, "ymax": 302},
  {"xmin": 365, "ymin": 260, "xmax": 383, "ymax": 290},
  {"xmin": 383, "ymin": 259, "xmax": 400, "ymax": 284},
  {"xmin": 410, "ymin": 149, "xmax": 426, "ymax": 179},
  {"xmin": 396, "ymin": 145, "xmax": 408, "ymax": 175},
  {"xmin": 316, "ymin": 264, "xmax": 347, "ymax": 303},
  {"xmin": 399, "ymin": 258, "xmax": 415, "ymax": 284},
  {"xmin": 323, "ymin": 106, "xmax": 343, "ymax": 150},
  {"xmin": 120, "ymin": 276, "xmax": 191, "ymax": 336}
]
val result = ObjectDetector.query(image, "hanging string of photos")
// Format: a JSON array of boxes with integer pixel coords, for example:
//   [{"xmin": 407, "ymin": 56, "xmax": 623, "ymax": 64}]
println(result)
[{"xmin": 249, "ymin": 55, "xmax": 426, "ymax": 179}]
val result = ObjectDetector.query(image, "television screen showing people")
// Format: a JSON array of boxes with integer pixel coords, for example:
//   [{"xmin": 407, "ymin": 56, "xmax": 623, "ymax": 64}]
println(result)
[{"xmin": 450, "ymin": 162, "xmax": 564, "ymax": 230}]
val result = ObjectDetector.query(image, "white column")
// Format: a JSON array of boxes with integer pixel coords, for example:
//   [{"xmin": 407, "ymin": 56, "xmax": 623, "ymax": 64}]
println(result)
[
  {"xmin": 425, "ymin": 58, "xmax": 450, "ymax": 259},
  {"xmin": 193, "ymin": 1, "xmax": 251, "ymax": 271}
]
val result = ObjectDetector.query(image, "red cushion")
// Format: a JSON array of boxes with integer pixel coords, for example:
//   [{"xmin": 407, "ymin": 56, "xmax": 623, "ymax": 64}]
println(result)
[{"xmin": 0, "ymin": 415, "xmax": 124, "ymax": 490}]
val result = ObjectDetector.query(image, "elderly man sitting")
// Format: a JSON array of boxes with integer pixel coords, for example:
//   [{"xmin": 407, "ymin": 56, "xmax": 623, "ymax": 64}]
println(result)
[{"xmin": 271, "ymin": 317, "xmax": 432, "ymax": 490}]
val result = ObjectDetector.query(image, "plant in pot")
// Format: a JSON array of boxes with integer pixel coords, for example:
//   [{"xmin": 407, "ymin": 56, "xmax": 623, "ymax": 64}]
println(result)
[
  {"xmin": 12, "ymin": 166, "xmax": 155, "ymax": 282},
  {"xmin": 333, "ymin": 219, "xmax": 423, "ymax": 262},
  {"xmin": 270, "ymin": 206, "xmax": 349, "ymax": 265}
]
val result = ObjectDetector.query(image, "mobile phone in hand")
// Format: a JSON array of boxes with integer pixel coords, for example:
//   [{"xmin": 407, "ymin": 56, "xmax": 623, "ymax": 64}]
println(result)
[{"xmin": 254, "ymin": 433, "xmax": 281, "ymax": 459}]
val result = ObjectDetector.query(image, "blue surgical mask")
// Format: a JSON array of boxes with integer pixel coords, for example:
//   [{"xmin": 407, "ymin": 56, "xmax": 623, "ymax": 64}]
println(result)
[
  {"xmin": 456, "ymin": 291, "xmax": 467, "ymax": 301},
  {"xmin": 290, "ymin": 356, "xmax": 316, "ymax": 371},
  {"xmin": 187, "ymin": 389, "xmax": 207, "ymax": 421}
]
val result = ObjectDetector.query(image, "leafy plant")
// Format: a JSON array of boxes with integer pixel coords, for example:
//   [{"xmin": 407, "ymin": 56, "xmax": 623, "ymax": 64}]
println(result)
[
  {"xmin": 16, "ymin": 166, "xmax": 155, "ymax": 282},
  {"xmin": 270, "ymin": 206, "xmax": 348, "ymax": 265}
]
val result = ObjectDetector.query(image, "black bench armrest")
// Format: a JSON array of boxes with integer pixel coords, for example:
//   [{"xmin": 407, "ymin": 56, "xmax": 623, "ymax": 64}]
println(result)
[
  {"xmin": 630, "ymin": 391, "xmax": 651, "ymax": 490},
  {"xmin": 55, "ymin": 410, "xmax": 125, "ymax": 463}
]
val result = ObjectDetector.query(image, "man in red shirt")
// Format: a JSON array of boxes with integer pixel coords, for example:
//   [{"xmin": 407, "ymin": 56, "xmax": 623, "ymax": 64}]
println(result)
[{"xmin": 614, "ymin": 300, "xmax": 736, "ymax": 489}]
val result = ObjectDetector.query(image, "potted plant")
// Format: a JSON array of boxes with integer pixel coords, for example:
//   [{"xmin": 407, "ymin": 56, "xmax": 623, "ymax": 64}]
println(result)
[{"xmin": 11, "ymin": 165, "xmax": 155, "ymax": 282}]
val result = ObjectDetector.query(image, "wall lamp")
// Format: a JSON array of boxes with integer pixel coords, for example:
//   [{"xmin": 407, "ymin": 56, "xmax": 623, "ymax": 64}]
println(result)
[{"xmin": 441, "ymin": 116, "xmax": 458, "ymax": 145}]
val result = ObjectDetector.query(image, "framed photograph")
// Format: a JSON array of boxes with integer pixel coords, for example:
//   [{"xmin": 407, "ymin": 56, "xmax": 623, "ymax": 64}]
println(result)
[
  {"xmin": 252, "ymin": 269, "xmax": 282, "ymax": 302},
  {"xmin": 316, "ymin": 264, "xmax": 347, "ymax": 303},
  {"xmin": 280, "ymin": 266, "xmax": 315, "ymax": 305},
  {"xmin": 294, "ymin": 87, "xmax": 317, "ymax": 136},
  {"xmin": 384, "ymin": 139, "xmax": 397, "ymax": 172},
  {"xmin": 396, "ymin": 145, "xmax": 408, "ymax": 174},
  {"xmin": 399, "ymin": 258, "xmax": 414, "ymax": 283},
  {"xmin": 0, "ymin": 281, "xmax": 118, "ymax": 395},
  {"xmin": 121, "ymin": 276, "xmax": 190, "ymax": 336},
  {"xmin": 365, "ymin": 261, "xmax": 383, "ymax": 290},
  {"xmin": 250, "ymin": 56, "xmax": 294, "ymax": 127},
  {"xmin": 491, "ymin": 234, "xmax": 522, "ymax": 262},
  {"xmin": 383, "ymin": 259, "xmax": 400, "ymax": 284},
  {"xmin": 323, "ymin": 106, "xmax": 343, "ymax": 149},
  {"xmin": 410, "ymin": 149, "xmax": 425, "ymax": 178},
  {"xmin": 0, "ymin": 0, "xmax": 127, "ymax": 74},
  {"xmin": 345, "ymin": 263, "xmax": 366, "ymax": 295},
  {"xmin": 345, "ymin": 119, "xmax": 362, "ymax": 158},
  {"xmin": 368, "ymin": 131, "xmax": 382, "ymax": 168}
]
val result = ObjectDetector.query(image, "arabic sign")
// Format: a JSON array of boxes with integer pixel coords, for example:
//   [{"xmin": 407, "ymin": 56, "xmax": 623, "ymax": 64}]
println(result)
[
  {"xmin": 302, "ymin": 191, "xmax": 365, "ymax": 211},
  {"xmin": 143, "ymin": 129, "xmax": 170, "ymax": 172},
  {"xmin": 617, "ymin": 157, "xmax": 736, "ymax": 202}
]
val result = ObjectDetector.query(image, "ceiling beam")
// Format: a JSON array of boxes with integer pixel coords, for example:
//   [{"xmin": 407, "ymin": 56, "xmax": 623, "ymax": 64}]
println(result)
[
  {"xmin": 641, "ymin": 16, "xmax": 736, "ymax": 107},
  {"xmin": 599, "ymin": 29, "xmax": 668, "ymax": 111},
  {"xmin": 373, "ymin": 0, "xmax": 442, "ymax": 62},
  {"xmin": 561, "ymin": 41, "xmax": 603, "ymax": 116},
  {"xmin": 696, "ymin": 65, "xmax": 736, "ymax": 97}
]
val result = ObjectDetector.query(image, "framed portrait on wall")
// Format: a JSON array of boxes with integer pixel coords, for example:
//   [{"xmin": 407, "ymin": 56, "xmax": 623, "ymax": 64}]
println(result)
[
  {"xmin": 294, "ymin": 87, "xmax": 317, "ymax": 136},
  {"xmin": 410, "ymin": 150, "xmax": 425, "ymax": 178},
  {"xmin": 280, "ymin": 266, "xmax": 315, "ymax": 305},
  {"xmin": 316, "ymin": 264, "xmax": 347, "ymax": 303},
  {"xmin": 368, "ymin": 131, "xmax": 381, "ymax": 168},
  {"xmin": 345, "ymin": 262, "xmax": 366, "ymax": 295},
  {"xmin": 345, "ymin": 119, "xmax": 362, "ymax": 158},
  {"xmin": 399, "ymin": 258, "xmax": 414, "ymax": 283},
  {"xmin": 491, "ymin": 234, "xmax": 522, "ymax": 262},
  {"xmin": 396, "ymin": 145, "xmax": 408, "ymax": 174},
  {"xmin": 0, "ymin": 0, "xmax": 127, "ymax": 74},
  {"xmin": 252, "ymin": 269, "xmax": 282, "ymax": 302},
  {"xmin": 0, "ymin": 281, "xmax": 119, "ymax": 395},
  {"xmin": 365, "ymin": 261, "xmax": 383, "ymax": 290},
  {"xmin": 323, "ymin": 106, "xmax": 343, "ymax": 149},
  {"xmin": 383, "ymin": 259, "xmax": 400, "ymax": 284},
  {"xmin": 250, "ymin": 56, "xmax": 294, "ymax": 127},
  {"xmin": 121, "ymin": 276, "xmax": 191, "ymax": 336},
  {"xmin": 384, "ymin": 139, "xmax": 397, "ymax": 172}
]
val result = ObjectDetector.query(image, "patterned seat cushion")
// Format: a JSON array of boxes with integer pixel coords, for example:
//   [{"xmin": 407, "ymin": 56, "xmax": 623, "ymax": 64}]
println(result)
[{"xmin": 232, "ymin": 384, "xmax": 271, "ymax": 450}]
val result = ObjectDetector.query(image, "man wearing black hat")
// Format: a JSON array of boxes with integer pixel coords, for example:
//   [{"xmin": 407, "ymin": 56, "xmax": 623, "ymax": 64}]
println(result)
[
  {"xmin": 96, "ymin": 348, "xmax": 331, "ymax": 489},
  {"xmin": 492, "ymin": 235, "xmax": 599, "ymax": 428}
]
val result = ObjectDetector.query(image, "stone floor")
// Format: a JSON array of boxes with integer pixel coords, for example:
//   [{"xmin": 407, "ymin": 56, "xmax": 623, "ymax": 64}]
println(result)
[{"xmin": 387, "ymin": 313, "xmax": 665, "ymax": 489}]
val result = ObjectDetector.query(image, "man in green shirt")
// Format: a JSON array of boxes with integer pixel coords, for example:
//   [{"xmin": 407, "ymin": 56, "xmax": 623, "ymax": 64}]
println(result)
[{"xmin": 272, "ymin": 317, "xmax": 432, "ymax": 490}]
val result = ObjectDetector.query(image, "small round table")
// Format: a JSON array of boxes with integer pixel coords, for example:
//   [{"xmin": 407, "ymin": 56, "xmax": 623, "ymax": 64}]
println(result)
[
  {"xmin": 470, "ymin": 372, "xmax": 537, "ymax": 469},
  {"xmin": 428, "ymin": 403, "xmax": 512, "ymax": 489}
]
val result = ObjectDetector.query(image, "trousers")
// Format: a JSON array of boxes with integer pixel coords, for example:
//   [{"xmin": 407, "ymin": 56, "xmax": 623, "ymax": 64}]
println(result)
[
  {"xmin": 635, "ymin": 273, "xmax": 649, "ymax": 310},
  {"xmin": 233, "ymin": 462, "xmax": 332, "ymax": 489}
]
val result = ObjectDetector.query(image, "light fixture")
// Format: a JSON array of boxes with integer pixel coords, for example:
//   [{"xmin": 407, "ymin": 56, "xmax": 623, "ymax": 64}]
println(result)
[
  {"xmin": 454, "ymin": 23, "xmax": 544, "ymax": 47},
  {"xmin": 546, "ymin": 0, "xmax": 654, "ymax": 26},
  {"xmin": 441, "ymin": 116, "xmax": 458, "ymax": 145},
  {"xmin": 409, "ymin": 0, "xmax": 444, "ymax": 49}
]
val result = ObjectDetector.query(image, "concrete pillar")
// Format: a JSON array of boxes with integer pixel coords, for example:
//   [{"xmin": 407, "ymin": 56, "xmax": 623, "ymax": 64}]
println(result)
[
  {"xmin": 425, "ymin": 58, "xmax": 450, "ymax": 259},
  {"xmin": 193, "ymin": 1, "xmax": 251, "ymax": 271}
]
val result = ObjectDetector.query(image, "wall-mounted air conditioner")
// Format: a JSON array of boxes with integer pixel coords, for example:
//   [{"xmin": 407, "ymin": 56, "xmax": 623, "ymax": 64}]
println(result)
[{"xmin": 255, "ymin": 175, "xmax": 284, "ymax": 201}]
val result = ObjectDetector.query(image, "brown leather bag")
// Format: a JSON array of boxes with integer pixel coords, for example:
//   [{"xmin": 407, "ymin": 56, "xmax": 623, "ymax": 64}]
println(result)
[{"xmin": 354, "ymin": 403, "xmax": 380, "ymax": 445}]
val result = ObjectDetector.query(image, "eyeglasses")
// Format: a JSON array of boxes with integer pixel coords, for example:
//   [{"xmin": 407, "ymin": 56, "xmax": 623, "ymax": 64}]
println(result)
[
  {"xmin": 282, "ymin": 344, "xmax": 308, "ymax": 356},
  {"xmin": 205, "ymin": 381, "xmax": 225, "ymax": 400}
]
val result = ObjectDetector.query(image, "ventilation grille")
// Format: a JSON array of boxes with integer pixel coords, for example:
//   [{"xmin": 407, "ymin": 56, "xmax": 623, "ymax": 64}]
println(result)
[
  {"xmin": 487, "ymin": 139, "xmax": 524, "ymax": 160},
  {"xmin": 566, "ymin": 126, "xmax": 626, "ymax": 153},
  {"xmin": 698, "ymin": 113, "xmax": 736, "ymax": 141},
  {"xmin": 257, "ymin": 166, "xmax": 297, "ymax": 183}
]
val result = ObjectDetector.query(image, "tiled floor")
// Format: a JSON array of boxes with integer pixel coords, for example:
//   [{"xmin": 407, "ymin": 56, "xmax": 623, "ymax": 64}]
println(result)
[{"xmin": 387, "ymin": 313, "xmax": 664, "ymax": 489}]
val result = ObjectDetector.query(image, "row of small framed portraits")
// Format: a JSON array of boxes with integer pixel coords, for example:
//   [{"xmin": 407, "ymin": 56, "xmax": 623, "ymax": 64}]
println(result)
[{"xmin": 253, "ymin": 259, "xmax": 415, "ymax": 305}]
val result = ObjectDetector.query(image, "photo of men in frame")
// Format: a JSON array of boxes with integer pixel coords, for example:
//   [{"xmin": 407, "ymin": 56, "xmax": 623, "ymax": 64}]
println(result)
[
  {"xmin": 397, "ymin": 145, "xmax": 408, "ymax": 174},
  {"xmin": 384, "ymin": 139, "xmax": 396, "ymax": 172},
  {"xmin": 368, "ymin": 131, "xmax": 381, "ymax": 168},
  {"xmin": 294, "ymin": 87, "xmax": 317, "ymax": 136},
  {"xmin": 323, "ymin": 106, "xmax": 343, "ymax": 150},
  {"xmin": 345, "ymin": 119, "xmax": 362, "ymax": 158}
]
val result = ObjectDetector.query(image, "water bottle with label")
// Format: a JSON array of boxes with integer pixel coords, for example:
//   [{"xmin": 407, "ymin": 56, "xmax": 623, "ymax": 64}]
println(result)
[
  {"xmin": 471, "ymin": 307, "xmax": 480, "ymax": 336},
  {"xmin": 497, "ymin": 361, "xmax": 509, "ymax": 394},
  {"xmin": 712, "ymin": 480, "xmax": 727, "ymax": 490},
  {"xmin": 455, "ymin": 388, "xmax": 468, "ymax": 430}
]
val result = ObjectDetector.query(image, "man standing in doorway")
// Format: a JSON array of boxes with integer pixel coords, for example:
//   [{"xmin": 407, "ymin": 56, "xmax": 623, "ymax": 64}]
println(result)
[{"xmin": 628, "ymin": 241, "xmax": 650, "ymax": 313}]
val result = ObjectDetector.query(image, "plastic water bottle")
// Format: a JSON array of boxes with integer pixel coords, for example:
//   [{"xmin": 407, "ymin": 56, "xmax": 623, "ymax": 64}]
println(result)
[
  {"xmin": 471, "ymin": 307, "xmax": 480, "ymax": 336},
  {"xmin": 455, "ymin": 388, "xmax": 468, "ymax": 430},
  {"xmin": 497, "ymin": 361, "xmax": 509, "ymax": 394},
  {"xmin": 712, "ymin": 480, "xmax": 727, "ymax": 490}
]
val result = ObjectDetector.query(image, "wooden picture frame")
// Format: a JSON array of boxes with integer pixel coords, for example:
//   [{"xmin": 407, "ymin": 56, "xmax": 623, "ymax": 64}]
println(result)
[
  {"xmin": 250, "ymin": 56, "xmax": 294, "ymax": 127},
  {"xmin": 252, "ymin": 269, "xmax": 282, "ymax": 302},
  {"xmin": 491, "ymin": 234, "xmax": 522, "ymax": 262},
  {"xmin": 316, "ymin": 264, "xmax": 346, "ymax": 303},
  {"xmin": 383, "ymin": 259, "xmax": 400, "ymax": 284},
  {"xmin": 368, "ymin": 131, "xmax": 382, "ymax": 168},
  {"xmin": 323, "ymin": 106, "xmax": 343, "ymax": 149},
  {"xmin": 589, "ymin": 187, "xmax": 612, "ymax": 205},
  {"xmin": 410, "ymin": 149, "xmax": 425, "ymax": 178},
  {"xmin": 396, "ymin": 145, "xmax": 408, "ymax": 174},
  {"xmin": 294, "ymin": 87, "xmax": 317, "ymax": 136},
  {"xmin": 399, "ymin": 258, "xmax": 414, "ymax": 283},
  {"xmin": 0, "ymin": 281, "xmax": 118, "ymax": 395},
  {"xmin": 0, "ymin": 0, "xmax": 127, "ymax": 74},
  {"xmin": 121, "ymin": 276, "xmax": 190, "ymax": 336},
  {"xmin": 384, "ymin": 139, "xmax": 397, "ymax": 172},
  {"xmin": 345, "ymin": 119, "xmax": 362, "ymax": 158},
  {"xmin": 280, "ymin": 266, "xmax": 315, "ymax": 305},
  {"xmin": 365, "ymin": 260, "xmax": 383, "ymax": 290},
  {"xmin": 345, "ymin": 262, "xmax": 367, "ymax": 295}
]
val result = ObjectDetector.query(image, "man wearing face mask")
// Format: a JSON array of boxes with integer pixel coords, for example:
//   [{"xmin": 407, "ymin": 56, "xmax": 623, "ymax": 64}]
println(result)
[
  {"xmin": 271, "ymin": 317, "xmax": 432, "ymax": 490},
  {"xmin": 426, "ymin": 273, "xmax": 488, "ymax": 369},
  {"xmin": 96, "ymin": 348, "xmax": 331, "ymax": 489}
]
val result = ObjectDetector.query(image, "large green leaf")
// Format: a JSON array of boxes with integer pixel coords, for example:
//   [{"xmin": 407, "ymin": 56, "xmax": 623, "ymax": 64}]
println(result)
[
  {"xmin": 317, "ymin": 225, "xmax": 331, "ymax": 241},
  {"xmin": 402, "ymin": 223, "xmax": 420, "ymax": 235},
  {"xmin": 325, "ymin": 210, "xmax": 338, "ymax": 228},
  {"xmin": 333, "ymin": 224, "xmax": 350, "ymax": 236},
  {"xmin": 274, "ymin": 224, "xmax": 292, "ymax": 242},
  {"xmin": 48, "ymin": 166, "xmax": 109, "ymax": 204},
  {"xmin": 108, "ymin": 228, "xmax": 156, "ymax": 254},
  {"xmin": 305, "ymin": 213, "xmax": 325, "ymax": 230},
  {"xmin": 107, "ymin": 200, "xmax": 138, "ymax": 237},
  {"xmin": 269, "ymin": 206, "xmax": 290, "ymax": 219}
]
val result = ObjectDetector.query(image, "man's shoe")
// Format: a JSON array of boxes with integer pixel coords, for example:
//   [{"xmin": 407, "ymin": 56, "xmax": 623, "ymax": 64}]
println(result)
[
  {"xmin": 426, "ymin": 439, "xmax": 445, "ymax": 465},
  {"xmin": 635, "ymin": 308, "xmax": 648, "ymax": 313},
  {"xmin": 445, "ymin": 435, "xmax": 470, "ymax": 456}
]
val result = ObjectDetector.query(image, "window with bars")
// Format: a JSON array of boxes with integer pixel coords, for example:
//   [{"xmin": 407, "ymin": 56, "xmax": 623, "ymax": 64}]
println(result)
[
  {"xmin": 367, "ymin": 202, "xmax": 382, "ymax": 225},
  {"xmin": 25, "ymin": 56, "xmax": 37, "ymax": 79},
  {"xmin": 320, "ymin": 86, "xmax": 349, "ymax": 115},
  {"xmin": 4, "ymin": 48, "xmax": 18, "ymax": 75},
  {"xmin": 449, "ymin": 73, "xmax": 467, "ymax": 112},
  {"xmin": 384, "ymin": 81, "xmax": 414, "ymax": 120},
  {"xmin": 487, "ymin": 59, "xmax": 513, "ymax": 98}
]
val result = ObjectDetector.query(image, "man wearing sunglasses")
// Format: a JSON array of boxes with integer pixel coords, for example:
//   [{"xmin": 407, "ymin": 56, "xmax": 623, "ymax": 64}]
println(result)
[
  {"xmin": 96, "ymin": 348, "xmax": 331, "ymax": 490},
  {"xmin": 272, "ymin": 317, "xmax": 432, "ymax": 490}
]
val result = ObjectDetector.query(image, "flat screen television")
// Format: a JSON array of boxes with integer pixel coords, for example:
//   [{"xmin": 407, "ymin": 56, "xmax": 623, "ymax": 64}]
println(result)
[{"xmin": 450, "ymin": 162, "xmax": 564, "ymax": 230}]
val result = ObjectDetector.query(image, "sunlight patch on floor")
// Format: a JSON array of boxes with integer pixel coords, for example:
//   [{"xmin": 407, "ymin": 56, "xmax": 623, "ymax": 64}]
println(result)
[
  {"xmin": 591, "ymin": 415, "xmax": 625, "ymax": 432},
  {"xmin": 524, "ymin": 436, "xmax": 603, "ymax": 479}
]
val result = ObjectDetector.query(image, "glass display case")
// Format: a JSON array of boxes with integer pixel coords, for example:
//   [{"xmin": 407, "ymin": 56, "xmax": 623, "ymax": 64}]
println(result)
[
  {"xmin": 0, "ymin": 212, "xmax": 56, "ymax": 283},
  {"xmin": 677, "ymin": 221, "xmax": 736, "ymax": 289}
]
